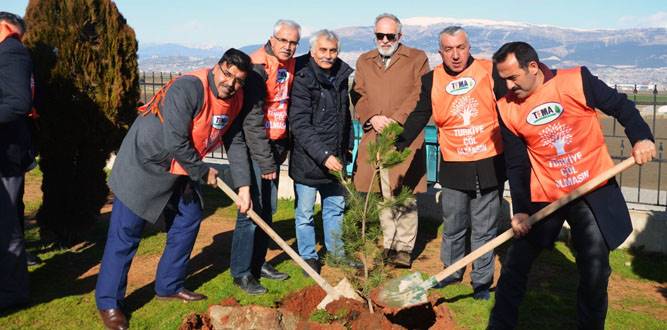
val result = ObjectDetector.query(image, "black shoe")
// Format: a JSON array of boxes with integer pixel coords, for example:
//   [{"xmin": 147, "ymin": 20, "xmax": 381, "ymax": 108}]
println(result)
[
  {"xmin": 233, "ymin": 275, "xmax": 267, "ymax": 295},
  {"xmin": 302, "ymin": 258, "xmax": 320, "ymax": 276},
  {"xmin": 391, "ymin": 251, "xmax": 412, "ymax": 268},
  {"xmin": 26, "ymin": 251, "xmax": 42, "ymax": 266},
  {"xmin": 260, "ymin": 263, "xmax": 289, "ymax": 281}
]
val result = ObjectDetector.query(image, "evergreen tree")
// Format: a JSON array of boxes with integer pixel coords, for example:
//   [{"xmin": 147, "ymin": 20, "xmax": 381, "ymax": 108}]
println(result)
[
  {"xmin": 334, "ymin": 123, "xmax": 412, "ymax": 312},
  {"xmin": 23, "ymin": 0, "xmax": 139, "ymax": 245}
]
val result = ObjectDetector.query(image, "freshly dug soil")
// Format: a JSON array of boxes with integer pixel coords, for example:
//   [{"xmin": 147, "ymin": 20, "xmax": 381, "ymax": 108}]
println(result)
[
  {"xmin": 183, "ymin": 285, "xmax": 456, "ymax": 330},
  {"xmin": 280, "ymin": 285, "xmax": 327, "ymax": 319}
]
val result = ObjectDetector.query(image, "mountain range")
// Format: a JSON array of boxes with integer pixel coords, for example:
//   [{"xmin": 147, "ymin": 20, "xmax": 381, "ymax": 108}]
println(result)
[{"xmin": 137, "ymin": 16, "xmax": 667, "ymax": 86}]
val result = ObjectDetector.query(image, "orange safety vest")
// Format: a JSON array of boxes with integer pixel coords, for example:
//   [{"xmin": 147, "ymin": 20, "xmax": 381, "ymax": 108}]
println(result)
[
  {"xmin": 497, "ymin": 67, "xmax": 614, "ymax": 202},
  {"xmin": 138, "ymin": 68, "xmax": 244, "ymax": 176},
  {"xmin": 250, "ymin": 47, "xmax": 295, "ymax": 140},
  {"xmin": 431, "ymin": 59, "xmax": 503, "ymax": 161}
]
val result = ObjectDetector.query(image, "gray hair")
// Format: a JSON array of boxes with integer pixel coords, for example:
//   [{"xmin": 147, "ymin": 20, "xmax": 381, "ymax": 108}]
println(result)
[
  {"xmin": 375, "ymin": 13, "xmax": 402, "ymax": 33},
  {"xmin": 438, "ymin": 26, "xmax": 469, "ymax": 49},
  {"xmin": 309, "ymin": 29, "xmax": 340, "ymax": 51},
  {"xmin": 273, "ymin": 19, "xmax": 302, "ymax": 37}
]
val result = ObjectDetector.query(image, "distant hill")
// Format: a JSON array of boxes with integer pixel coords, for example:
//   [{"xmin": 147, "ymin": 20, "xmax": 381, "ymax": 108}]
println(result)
[{"xmin": 137, "ymin": 16, "xmax": 667, "ymax": 86}]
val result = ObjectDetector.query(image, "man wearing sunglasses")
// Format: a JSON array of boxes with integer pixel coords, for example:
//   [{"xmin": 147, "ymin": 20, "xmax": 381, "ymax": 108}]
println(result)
[
  {"xmin": 397, "ymin": 26, "xmax": 507, "ymax": 300},
  {"xmin": 96, "ymin": 49, "xmax": 253, "ymax": 330},
  {"xmin": 227, "ymin": 19, "xmax": 301, "ymax": 295},
  {"xmin": 350, "ymin": 13, "xmax": 429, "ymax": 268}
]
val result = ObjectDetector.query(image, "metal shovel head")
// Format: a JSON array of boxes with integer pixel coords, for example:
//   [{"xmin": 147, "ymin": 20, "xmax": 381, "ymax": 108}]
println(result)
[
  {"xmin": 375, "ymin": 272, "xmax": 436, "ymax": 309},
  {"xmin": 317, "ymin": 277, "xmax": 363, "ymax": 310}
]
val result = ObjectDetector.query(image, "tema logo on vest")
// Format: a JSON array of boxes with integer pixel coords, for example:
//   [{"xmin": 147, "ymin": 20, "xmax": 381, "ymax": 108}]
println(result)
[
  {"xmin": 446, "ymin": 77, "xmax": 476, "ymax": 96},
  {"xmin": 212, "ymin": 115, "xmax": 229, "ymax": 129},
  {"xmin": 527, "ymin": 102, "xmax": 564, "ymax": 125}
]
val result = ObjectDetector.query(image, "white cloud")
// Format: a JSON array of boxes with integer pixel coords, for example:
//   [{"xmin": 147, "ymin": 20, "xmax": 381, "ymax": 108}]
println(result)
[{"xmin": 619, "ymin": 11, "xmax": 667, "ymax": 28}]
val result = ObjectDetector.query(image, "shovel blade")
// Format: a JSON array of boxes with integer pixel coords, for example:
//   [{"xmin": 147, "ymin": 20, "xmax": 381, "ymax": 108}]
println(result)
[
  {"xmin": 317, "ymin": 277, "xmax": 363, "ymax": 309},
  {"xmin": 375, "ymin": 272, "xmax": 435, "ymax": 309}
]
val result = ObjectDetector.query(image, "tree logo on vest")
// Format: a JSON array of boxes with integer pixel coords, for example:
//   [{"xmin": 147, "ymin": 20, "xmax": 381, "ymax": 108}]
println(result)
[
  {"xmin": 451, "ymin": 95, "xmax": 479, "ymax": 126},
  {"xmin": 527, "ymin": 102, "xmax": 564, "ymax": 125},
  {"xmin": 212, "ymin": 115, "xmax": 229, "ymax": 129},
  {"xmin": 539, "ymin": 122, "xmax": 573, "ymax": 155},
  {"xmin": 446, "ymin": 77, "xmax": 476, "ymax": 96}
]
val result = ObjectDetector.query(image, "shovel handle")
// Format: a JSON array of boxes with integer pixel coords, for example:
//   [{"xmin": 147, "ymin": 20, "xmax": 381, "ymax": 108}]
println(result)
[
  {"xmin": 216, "ymin": 178, "xmax": 340, "ymax": 298},
  {"xmin": 430, "ymin": 157, "xmax": 636, "ymax": 285}
]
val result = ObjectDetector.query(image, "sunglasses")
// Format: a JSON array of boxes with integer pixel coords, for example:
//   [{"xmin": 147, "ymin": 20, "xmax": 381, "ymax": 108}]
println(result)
[{"xmin": 375, "ymin": 33, "xmax": 397, "ymax": 41}]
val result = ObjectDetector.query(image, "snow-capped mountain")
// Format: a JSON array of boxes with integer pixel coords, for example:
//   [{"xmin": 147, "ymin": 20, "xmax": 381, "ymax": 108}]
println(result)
[{"xmin": 138, "ymin": 16, "xmax": 667, "ymax": 85}]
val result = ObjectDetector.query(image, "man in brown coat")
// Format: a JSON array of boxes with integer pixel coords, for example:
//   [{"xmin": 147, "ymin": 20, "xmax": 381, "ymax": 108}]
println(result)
[{"xmin": 350, "ymin": 13, "xmax": 429, "ymax": 268}]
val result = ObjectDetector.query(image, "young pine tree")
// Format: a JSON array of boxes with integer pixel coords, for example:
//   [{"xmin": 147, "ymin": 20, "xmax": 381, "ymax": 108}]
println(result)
[{"xmin": 333, "ymin": 122, "xmax": 412, "ymax": 313}]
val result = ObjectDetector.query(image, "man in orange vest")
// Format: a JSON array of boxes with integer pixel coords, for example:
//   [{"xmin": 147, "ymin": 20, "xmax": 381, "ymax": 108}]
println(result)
[
  {"xmin": 397, "ymin": 26, "xmax": 506, "ymax": 300},
  {"xmin": 95, "ymin": 49, "xmax": 253, "ymax": 330},
  {"xmin": 228, "ymin": 19, "xmax": 300, "ymax": 295},
  {"xmin": 489, "ymin": 42, "xmax": 655, "ymax": 329},
  {"xmin": 0, "ymin": 11, "xmax": 32, "ymax": 310}
]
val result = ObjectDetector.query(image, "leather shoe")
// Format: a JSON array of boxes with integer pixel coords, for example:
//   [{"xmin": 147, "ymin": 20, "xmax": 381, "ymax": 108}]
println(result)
[
  {"xmin": 260, "ymin": 263, "xmax": 289, "ymax": 280},
  {"xmin": 302, "ymin": 258, "xmax": 321, "ymax": 276},
  {"xmin": 233, "ymin": 275, "xmax": 268, "ymax": 295},
  {"xmin": 156, "ymin": 289, "xmax": 207, "ymax": 302},
  {"xmin": 98, "ymin": 308, "xmax": 128, "ymax": 330},
  {"xmin": 434, "ymin": 276, "xmax": 462, "ymax": 289},
  {"xmin": 382, "ymin": 248, "xmax": 396, "ymax": 263},
  {"xmin": 391, "ymin": 250, "xmax": 412, "ymax": 268}
]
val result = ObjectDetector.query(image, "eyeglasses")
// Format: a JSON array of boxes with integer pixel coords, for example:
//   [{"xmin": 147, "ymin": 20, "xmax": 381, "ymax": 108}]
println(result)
[
  {"xmin": 273, "ymin": 35, "xmax": 299, "ymax": 47},
  {"xmin": 375, "ymin": 33, "xmax": 397, "ymax": 41},
  {"xmin": 218, "ymin": 63, "xmax": 245, "ymax": 87}
]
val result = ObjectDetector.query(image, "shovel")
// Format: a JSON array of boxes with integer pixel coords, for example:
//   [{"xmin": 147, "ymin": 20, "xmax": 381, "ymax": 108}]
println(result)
[
  {"xmin": 216, "ymin": 178, "xmax": 362, "ymax": 309},
  {"xmin": 375, "ymin": 157, "xmax": 637, "ymax": 309}
]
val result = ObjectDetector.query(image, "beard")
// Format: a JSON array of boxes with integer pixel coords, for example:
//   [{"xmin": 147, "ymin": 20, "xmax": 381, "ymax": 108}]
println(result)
[{"xmin": 377, "ymin": 42, "xmax": 399, "ymax": 57}]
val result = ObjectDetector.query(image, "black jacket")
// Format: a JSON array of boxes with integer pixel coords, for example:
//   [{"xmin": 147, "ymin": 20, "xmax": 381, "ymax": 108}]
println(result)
[
  {"xmin": 288, "ymin": 54, "xmax": 354, "ymax": 186},
  {"xmin": 0, "ymin": 36, "xmax": 33, "ymax": 177}
]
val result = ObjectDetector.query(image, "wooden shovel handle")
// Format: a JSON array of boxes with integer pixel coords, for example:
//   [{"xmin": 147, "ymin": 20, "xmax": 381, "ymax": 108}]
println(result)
[
  {"xmin": 431, "ymin": 157, "xmax": 636, "ymax": 285},
  {"xmin": 216, "ymin": 178, "xmax": 340, "ymax": 298}
]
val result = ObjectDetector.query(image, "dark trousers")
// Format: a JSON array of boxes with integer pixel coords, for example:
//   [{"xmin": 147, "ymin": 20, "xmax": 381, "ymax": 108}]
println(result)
[
  {"xmin": 0, "ymin": 175, "xmax": 29, "ymax": 309},
  {"xmin": 489, "ymin": 199, "xmax": 611, "ymax": 330},
  {"xmin": 440, "ymin": 181, "xmax": 502, "ymax": 289},
  {"xmin": 229, "ymin": 160, "xmax": 278, "ymax": 278},
  {"xmin": 95, "ymin": 187, "xmax": 202, "ymax": 310}
]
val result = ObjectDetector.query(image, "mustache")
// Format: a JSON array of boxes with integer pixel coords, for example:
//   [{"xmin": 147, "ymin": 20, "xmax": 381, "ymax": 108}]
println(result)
[{"xmin": 317, "ymin": 57, "xmax": 335, "ymax": 64}]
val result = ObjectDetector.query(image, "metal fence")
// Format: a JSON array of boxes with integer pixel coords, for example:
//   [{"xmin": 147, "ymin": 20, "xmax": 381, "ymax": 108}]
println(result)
[{"xmin": 139, "ymin": 72, "xmax": 666, "ymax": 208}]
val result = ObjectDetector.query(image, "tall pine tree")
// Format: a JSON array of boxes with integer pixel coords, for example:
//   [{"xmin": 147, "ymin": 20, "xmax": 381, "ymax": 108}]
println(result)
[{"xmin": 23, "ymin": 0, "xmax": 139, "ymax": 245}]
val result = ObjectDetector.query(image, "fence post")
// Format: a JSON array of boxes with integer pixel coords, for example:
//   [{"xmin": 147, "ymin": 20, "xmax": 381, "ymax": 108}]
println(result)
[
  {"xmin": 659, "ymin": 142, "xmax": 664, "ymax": 205},
  {"xmin": 652, "ymin": 85, "xmax": 658, "ymax": 134}
]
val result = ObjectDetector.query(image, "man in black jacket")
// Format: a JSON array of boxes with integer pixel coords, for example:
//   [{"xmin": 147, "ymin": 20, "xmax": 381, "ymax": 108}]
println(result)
[
  {"xmin": 0, "ymin": 11, "xmax": 31, "ymax": 310},
  {"xmin": 288, "ymin": 29, "xmax": 354, "ymax": 274},
  {"xmin": 396, "ymin": 26, "xmax": 507, "ymax": 300},
  {"xmin": 228, "ymin": 19, "xmax": 301, "ymax": 295},
  {"xmin": 488, "ymin": 42, "xmax": 655, "ymax": 329}
]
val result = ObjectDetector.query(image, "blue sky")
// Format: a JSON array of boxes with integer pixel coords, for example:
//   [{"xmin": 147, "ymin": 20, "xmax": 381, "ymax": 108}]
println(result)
[{"xmin": 4, "ymin": 0, "xmax": 666, "ymax": 47}]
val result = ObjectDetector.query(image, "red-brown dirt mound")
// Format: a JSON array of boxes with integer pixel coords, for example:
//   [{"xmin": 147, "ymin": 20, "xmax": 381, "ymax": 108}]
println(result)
[{"xmin": 280, "ymin": 285, "xmax": 327, "ymax": 319}]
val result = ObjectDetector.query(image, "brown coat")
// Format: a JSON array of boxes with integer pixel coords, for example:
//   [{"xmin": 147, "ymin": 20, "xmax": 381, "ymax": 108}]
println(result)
[{"xmin": 351, "ymin": 44, "xmax": 429, "ymax": 194}]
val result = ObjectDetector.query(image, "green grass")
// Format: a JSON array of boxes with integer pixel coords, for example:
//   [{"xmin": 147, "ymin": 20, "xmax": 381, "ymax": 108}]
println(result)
[
  {"xmin": 428, "ymin": 238, "xmax": 666, "ymax": 330},
  {"xmin": 1, "ymin": 195, "xmax": 317, "ymax": 330},
  {"xmin": 3, "ymin": 183, "xmax": 665, "ymax": 329}
]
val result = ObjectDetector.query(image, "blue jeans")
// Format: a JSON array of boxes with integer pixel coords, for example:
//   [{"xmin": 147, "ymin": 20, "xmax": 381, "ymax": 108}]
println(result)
[
  {"xmin": 95, "ymin": 184, "xmax": 202, "ymax": 310},
  {"xmin": 294, "ymin": 182, "xmax": 345, "ymax": 260},
  {"xmin": 229, "ymin": 161, "xmax": 279, "ymax": 278}
]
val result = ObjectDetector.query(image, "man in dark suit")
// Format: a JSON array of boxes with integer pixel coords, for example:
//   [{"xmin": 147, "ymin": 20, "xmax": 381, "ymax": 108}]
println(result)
[
  {"xmin": 0, "ymin": 11, "xmax": 32, "ymax": 310},
  {"xmin": 489, "ymin": 41, "xmax": 656, "ymax": 329}
]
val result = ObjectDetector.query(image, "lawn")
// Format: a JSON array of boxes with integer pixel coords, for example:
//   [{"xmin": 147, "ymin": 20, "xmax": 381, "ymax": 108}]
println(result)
[{"xmin": 1, "ymin": 171, "xmax": 665, "ymax": 329}]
